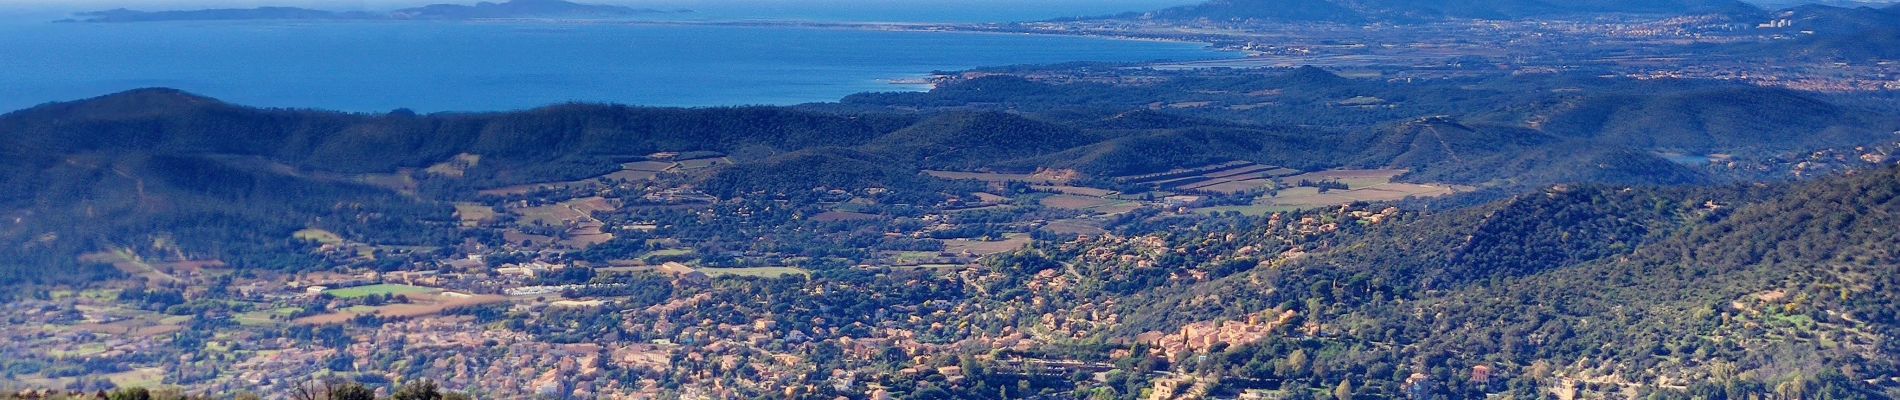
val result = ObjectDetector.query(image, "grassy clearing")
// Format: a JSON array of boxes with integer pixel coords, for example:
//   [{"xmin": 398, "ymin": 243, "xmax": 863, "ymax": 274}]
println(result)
[
  {"xmin": 676, "ymin": 157, "xmax": 731, "ymax": 170},
  {"xmin": 104, "ymin": 368, "xmax": 167, "ymax": 389},
  {"xmin": 515, "ymin": 205, "xmax": 586, "ymax": 227},
  {"xmin": 600, "ymin": 169, "xmax": 660, "ymax": 182},
  {"xmin": 293, "ymin": 229, "xmax": 345, "ymax": 245},
  {"xmin": 622, "ymin": 160, "xmax": 677, "ymax": 172},
  {"xmin": 80, "ymin": 249, "xmax": 182, "ymax": 284},
  {"xmin": 424, "ymin": 153, "xmax": 482, "ymax": 178},
  {"xmin": 323, "ymin": 284, "xmax": 437, "ymax": 299},
  {"xmin": 454, "ymin": 203, "xmax": 498, "ymax": 226},
  {"xmin": 52, "ymin": 342, "xmax": 109, "ymax": 358},
  {"xmin": 1767, "ymin": 313, "xmax": 1816, "ymax": 330}
]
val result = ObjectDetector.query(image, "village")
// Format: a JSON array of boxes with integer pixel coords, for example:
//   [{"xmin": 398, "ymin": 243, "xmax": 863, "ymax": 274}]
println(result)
[{"xmin": 1, "ymin": 143, "xmax": 1475, "ymax": 399}]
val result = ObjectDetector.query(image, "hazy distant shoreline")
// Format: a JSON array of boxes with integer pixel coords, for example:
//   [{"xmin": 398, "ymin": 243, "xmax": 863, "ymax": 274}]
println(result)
[{"xmin": 595, "ymin": 19, "xmax": 1237, "ymax": 56}]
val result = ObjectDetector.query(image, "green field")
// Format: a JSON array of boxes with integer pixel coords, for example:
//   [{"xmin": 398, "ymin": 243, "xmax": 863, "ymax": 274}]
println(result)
[
  {"xmin": 644, "ymin": 249, "xmax": 696, "ymax": 261},
  {"xmin": 51, "ymin": 342, "xmax": 109, "ymax": 358},
  {"xmin": 293, "ymin": 228, "xmax": 346, "ymax": 245},
  {"xmin": 323, "ymin": 284, "xmax": 437, "ymax": 299}
]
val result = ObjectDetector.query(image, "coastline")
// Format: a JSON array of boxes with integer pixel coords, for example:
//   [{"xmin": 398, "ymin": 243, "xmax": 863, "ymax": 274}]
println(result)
[
  {"xmin": 606, "ymin": 18, "xmax": 1242, "ymax": 55},
  {"xmin": 0, "ymin": 18, "xmax": 1231, "ymax": 113},
  {"xmin": 588, "ymin": 18, "xmax": 1249, "ymax": 88}
]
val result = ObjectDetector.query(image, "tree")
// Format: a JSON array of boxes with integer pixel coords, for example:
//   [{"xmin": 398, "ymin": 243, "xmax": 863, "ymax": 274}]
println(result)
[
  {"xmin": 293, "ymin": 380, "xmax": 376, "ymax": 400},
  {"xmin": 108, "ymin": 387, "xmax": 152, "ymax": 400},
  {"xmin": 1334, "ymin": 379, "xmax": 1354, "ymax": 400},
  {"xmin": 1281, "ymin": 349, "xmax": 1311, "ymax": 377},
  {"xmin": 393, "ymin": 380, "xmax": 444, "ymax": 400},
  {"xmin": 330, "ymin": 383, "xmax": 375, "ymax": 400}
]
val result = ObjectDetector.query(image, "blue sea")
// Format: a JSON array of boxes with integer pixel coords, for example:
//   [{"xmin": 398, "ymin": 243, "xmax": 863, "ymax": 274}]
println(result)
[{"xmin": 0, "ymin": 18, "xmax": 1228, "ymax": 113}]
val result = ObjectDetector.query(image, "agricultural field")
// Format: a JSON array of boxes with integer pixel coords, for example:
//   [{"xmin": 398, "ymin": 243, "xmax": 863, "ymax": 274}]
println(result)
[
  {"xmin": 1280, "ymin": 169, "xmax": 1410, "ymax": 188},
  {"xmin": 1030, "ymin": 185, "xmax": 1117, "ymax": 197},
  {"xmin": 507, "ymin": 197, "xmax": 616, "ymax": 249},
  {"xmin": 675, "ymin": 157, "xmax": 732, "ymax": 170},
  {"xmin": 294, "ymin": 292, "xmax": 503, "ymax": 325},
  {"xmin": 971, "ymin": 192, "xmax": 1010, "ymax": 203},
  {"xmin": 514, "ymin": 197, "xmax": 613, "ymax": 227},
  {"xmin": 565, "ymin": 225, "xmax": 615, "ymax": 248},
  {"xmin": 478, "ymin": 160, "xmax": 676, "ymax": 197},
  {"xmin": 453, "ymin": 203, "xmax": 499, "ymax": 226},
  {"xmin": 943, "ymin": 234, "xmax": 1032, "ymax": 256},
  {"xmin": 1197, "ymin": 169, "xmax": 1465, "ymax": 215},
  {"xmin": 322, "ymin": 284, "xmax": 438, "ymax": 299},
  {"xmin": 1041, "ymin": 218, "xmax": 1108, "ymax": 236},
  {"xmin": 1116, "ymin": 161, "xmax": 1303, "ymax": 195},
  {"xmin": 1039, "ymin": 194, "xmax": 1123, "ymax": 210},
  {"xmin": 373, "ymin": 294, "xmax": 506, "ymax": 319},
  {"xmin": 1192, "ymin": 178, "xmax": 1280, "ymax": 194},
  {"xmin": 72, "ymin": 312, "xmax": 184, "ymax": 338},
  {"xmin": 292, "ymin": 229, "xmax": 345, "ymax": 245}
]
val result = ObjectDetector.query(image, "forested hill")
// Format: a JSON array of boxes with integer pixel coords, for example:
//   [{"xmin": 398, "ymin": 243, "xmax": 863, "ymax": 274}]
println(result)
[
  {"xmin": 4, "ymin": 66, "xmax": 1897, "ymax": 284},
  {"xmin": 1126, "ymin": 0, "xmax": 1761, "ymax": 22},
  {"xmin": 990, "ymin": 166, "xmax": 1900, "ymax": 397},
  {"xmin": 1750, "ymin": 4, "xmax": 1900, "ymax": 61},
  {"xmin": 0, "ymin": 89, "xmax": 912, "ymax": 282}
]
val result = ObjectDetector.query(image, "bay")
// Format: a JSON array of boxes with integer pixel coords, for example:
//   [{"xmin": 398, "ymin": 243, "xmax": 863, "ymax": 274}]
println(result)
[{"xmin": 0, "ymin": 20, "xmax": 1229, "ymax": 113}]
